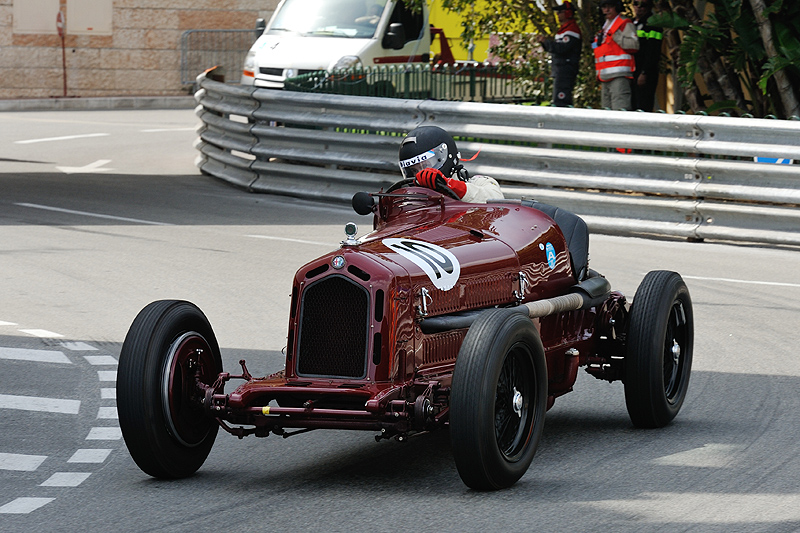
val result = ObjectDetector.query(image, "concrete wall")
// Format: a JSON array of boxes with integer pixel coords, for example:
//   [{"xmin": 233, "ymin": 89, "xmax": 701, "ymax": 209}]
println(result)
[{"xmin": 0, "ymin": 0, "xmax": 278, "ymax": 99}]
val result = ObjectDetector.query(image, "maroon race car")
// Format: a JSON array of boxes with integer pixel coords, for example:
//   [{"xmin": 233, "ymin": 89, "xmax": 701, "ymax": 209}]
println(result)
[{"xmin": 117, "ymin": 179, "xmax": 694, "ymax": 490}]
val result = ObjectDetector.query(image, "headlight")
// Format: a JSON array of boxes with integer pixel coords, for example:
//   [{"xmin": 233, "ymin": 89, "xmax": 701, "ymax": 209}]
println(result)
[
  {"xmin": 242, "ymin": 51, "xmax": 257, "ymax": 76},
  {"xmin": 331, "ymin": 55, "xmax": 362, "ymax": 71}
]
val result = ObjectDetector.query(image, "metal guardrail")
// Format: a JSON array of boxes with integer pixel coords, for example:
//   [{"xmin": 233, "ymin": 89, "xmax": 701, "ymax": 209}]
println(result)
[
  {"xmin": 284, "ymin": 64, "xmax": 531, "ymax": 103},
  {"xmin": 194, "ymin": 72, "xmax": 800, "ymax": 246},
  {"xmin": 180, "ymin": 29, "xmax": 260, "ymax": 86}
]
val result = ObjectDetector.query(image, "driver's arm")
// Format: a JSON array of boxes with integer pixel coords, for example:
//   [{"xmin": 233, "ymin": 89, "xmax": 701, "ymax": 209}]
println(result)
[
  {"xmin": 462, "ymin": 175, "xmax": 503, "ymax": 203},
  {"xmin": 416, "ymin": 168, "xmax": 503, "ymax": 203}
]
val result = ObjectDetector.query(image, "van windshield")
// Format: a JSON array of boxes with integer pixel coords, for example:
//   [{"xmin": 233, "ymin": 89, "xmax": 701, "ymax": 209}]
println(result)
[{"xmin": 269, "ymin": 0, "xmax": 389, "ymax": 38}]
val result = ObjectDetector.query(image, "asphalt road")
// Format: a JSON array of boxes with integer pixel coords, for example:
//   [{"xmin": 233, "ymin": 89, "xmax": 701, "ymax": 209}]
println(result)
[{"xmin": 2, "ymin": 109, "xmax": 800, "ymax": 532}]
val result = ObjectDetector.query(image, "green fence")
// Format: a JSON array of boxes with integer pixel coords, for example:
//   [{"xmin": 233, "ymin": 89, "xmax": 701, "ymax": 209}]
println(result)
[{"xmin": 284, "ymin": 63, "xmax": 533, "ymax": 103}]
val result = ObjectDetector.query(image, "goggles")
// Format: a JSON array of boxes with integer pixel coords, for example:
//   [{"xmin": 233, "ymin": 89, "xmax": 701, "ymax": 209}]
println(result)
[{"xmin": 399, "ymin": 143, "xmax": 449, "ymax": 179}]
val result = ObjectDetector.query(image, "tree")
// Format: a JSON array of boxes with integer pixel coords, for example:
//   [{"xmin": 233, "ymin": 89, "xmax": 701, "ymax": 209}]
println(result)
[
  {"xmin": 408, "ymin": 0, "xmax": 800, "ymax": 117},
  {"xmin": 407, "ymin": 0, "xmax": 607, "ymax": 107}
]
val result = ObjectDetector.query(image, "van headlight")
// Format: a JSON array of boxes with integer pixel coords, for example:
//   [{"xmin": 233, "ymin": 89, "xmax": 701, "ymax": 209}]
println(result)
[
  {"xmin": 331, "ymin": 56, "xmax": 363, "ymax": 71},
  {"xmin": 243, "ymin": 51, "xmax": 257, "ymax": 74}
]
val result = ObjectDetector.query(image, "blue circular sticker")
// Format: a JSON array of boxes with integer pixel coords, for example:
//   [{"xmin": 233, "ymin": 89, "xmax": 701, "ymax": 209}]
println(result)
[{"xmin": 545, "ymin": 242, "xmax": 556, "ymax": 269}]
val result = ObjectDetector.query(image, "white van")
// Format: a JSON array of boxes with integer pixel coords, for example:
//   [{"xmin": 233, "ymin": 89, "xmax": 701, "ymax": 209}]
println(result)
[{"xmin": 240, "ymin": 0, "xmax": 434, "ymax": 88}]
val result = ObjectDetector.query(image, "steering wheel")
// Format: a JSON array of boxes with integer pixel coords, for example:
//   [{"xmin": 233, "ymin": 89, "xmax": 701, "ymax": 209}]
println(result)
[
  {"xmin": 385, "ymin": 177, "xmax": 462, "ymax": 201},
  {"xmin": 385, "ymin": 178, "xmax": 416, "ymax": 194}
]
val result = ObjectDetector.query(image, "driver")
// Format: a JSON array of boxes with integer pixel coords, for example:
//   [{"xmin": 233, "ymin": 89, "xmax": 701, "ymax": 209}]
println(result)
[{"xmin": 398, "ymin": 126, "xmax": 503, "ymax": 203}]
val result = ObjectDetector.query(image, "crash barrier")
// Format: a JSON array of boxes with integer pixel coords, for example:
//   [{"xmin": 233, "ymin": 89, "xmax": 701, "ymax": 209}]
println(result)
[
  {"xmin": 284, "ymin": 64, "xmax": 529, "ymax": 104},
  {"xmin": 180, "ymin": 29, "xmax": 260, "ymax": 86},
  {"xmin": 194, "ymin": 72, "xmax": 800, "ymax": 246}
]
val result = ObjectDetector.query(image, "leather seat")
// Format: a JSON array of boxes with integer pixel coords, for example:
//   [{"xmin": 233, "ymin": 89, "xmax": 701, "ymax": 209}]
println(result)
[{"xmin": 522, "ymin": 200, "xmax": 589, "ymax": 281}]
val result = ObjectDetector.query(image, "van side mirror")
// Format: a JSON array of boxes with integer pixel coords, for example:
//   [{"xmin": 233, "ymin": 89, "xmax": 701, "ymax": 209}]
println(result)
[
  {"xmin": 382, "ymin": 23, "xmax": 406, "ymax": 50},
  {"xmin": 255, "ymin": 18, "xmax": 266, "ymax": 38}
]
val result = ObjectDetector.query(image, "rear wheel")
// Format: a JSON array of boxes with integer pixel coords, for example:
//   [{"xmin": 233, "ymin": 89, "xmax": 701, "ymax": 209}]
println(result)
[
  {"xmin": 117, "ymin": 300, "xmax": 222, "ymax": 478},
  {"xmin": 450, "ymin": 309, "xmax": 547, "ymax": 490},
  {"xmin": 624, "ymin": 271, "xmax": 693, "ymax": 428}
]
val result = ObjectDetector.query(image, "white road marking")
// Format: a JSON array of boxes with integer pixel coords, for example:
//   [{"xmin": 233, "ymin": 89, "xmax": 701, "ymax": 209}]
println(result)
[
  {"xmin": 246, "ymin": 234, "xmax": 334, "ymax": 247},
  {"xmin": 97, "ymin": 370, "xmax": 117, "ymax": 381},
  {"xmin": 97, "ymin": 407, "xmax": 118, "ymax": 419},
  {"xmin": 584, "ymin": 492, "xmax": 800, "ymax": 523},
  {"xmin": 652, "ymin": 443, "xmax": 742, "ymax": 468},
  {"xmin": 61, "ymin": 341, "xmax": 98, "ymax": 351},
  {"xmin": 56, "ymin": 159, "xmax": 114, "ymax": 174},
  {"xmin": 18, "ymin": 329, "xmax": 64, "ymax": 338},
  {"xmin": 86, "ymin": 427, "xmax": 122, "ymax": 440},
  {"xmin": 0, "ymin": 453, "xmax": 47, "ymax": 472},
  {"xmin": 0, "ymin": 497, "xmax": 55, "ymax": 514},
  {"xmin": 100, "ymin": 388, "xmax": 116, "ymax": 399},
  {"xmin": 15, "ymin": 202, "xmax": 171, "ymax": 226},
  {"xmin": 683, "ymin": 274, "xmax": 800, "ymax": 289},
  {"xmin": 14, "ymin": 133, "xmax": 109, "ymax": 144},
  {"xmin": 84, "ymin": 355, "xmax": 118, "ymax": 366},
  {"xmin": 40, "ymin": 472, "xmax": 92, "ymax": 487},
  {"xmin": 68, "ymin": 449, "xmax": 112, "ymax": 463},
  {"xmin": 0, "ymin": 347, "xmax": 72, "ymax": 364},
  {"xmin": 0, "ymin": 394, "xmax": 80, "ymax": 414},
  {"xmin": 0, "ymin": 321, "xmax": 18, "ymax": 326},
  {"xmin": 140, "ymin": 127, "xmax": 196, "ymax": 132}
]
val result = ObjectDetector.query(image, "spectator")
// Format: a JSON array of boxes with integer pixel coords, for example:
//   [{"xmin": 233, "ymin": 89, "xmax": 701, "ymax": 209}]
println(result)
[
  {"xmin": 632, "ymin": 0, "xmax": 663, "ymax": 111},
  {"xmin": 537, "ymin": 1, "xmax": 582, "ymax": 107},
  {"xmin": 592, "ymin": 0, "xmax": 639, "ymax": 110}
]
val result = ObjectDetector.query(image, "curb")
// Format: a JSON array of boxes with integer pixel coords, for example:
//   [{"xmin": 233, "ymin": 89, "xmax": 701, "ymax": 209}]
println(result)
[{"xmin": 0, "ymin": 96, "xmax": 197, "ymax": 112}]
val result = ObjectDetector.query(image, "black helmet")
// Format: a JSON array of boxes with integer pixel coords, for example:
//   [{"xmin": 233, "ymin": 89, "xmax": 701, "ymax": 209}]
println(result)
[{"xmin": 398, "ymin": 126, "xmax": 461, "ymax": 180}]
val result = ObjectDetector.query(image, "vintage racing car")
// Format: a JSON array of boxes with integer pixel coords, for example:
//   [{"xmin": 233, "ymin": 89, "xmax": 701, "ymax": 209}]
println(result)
[{"xmin": 117, "ymin": 178, "xmax": 694, "ymax": 490}]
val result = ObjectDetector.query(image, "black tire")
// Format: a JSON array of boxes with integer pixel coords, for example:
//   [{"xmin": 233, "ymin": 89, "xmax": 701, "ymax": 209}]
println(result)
[
  {"xmin": 624, "ymin": 270, "xmax": 693, "ymax": 428},
  {"xmin": 117, "ymin": 300, "xmax": 222, "ymax": 478},
  {"xmin": 450, "ymin": 309, "xmax": 548, "ymax": 490}
]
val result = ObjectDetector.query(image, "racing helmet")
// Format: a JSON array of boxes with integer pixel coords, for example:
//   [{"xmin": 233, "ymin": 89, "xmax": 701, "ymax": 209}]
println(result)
[{"xmin": 398, "ymin": 126, "xmax": 461, "ymax": 180}]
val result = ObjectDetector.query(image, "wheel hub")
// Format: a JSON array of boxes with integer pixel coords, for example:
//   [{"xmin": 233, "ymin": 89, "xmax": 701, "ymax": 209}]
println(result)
[
  {"xmin": 671, "ymin": 340, "xmax": 681, "ymax": 364},
  {"xmin": 512, "ymin": 387, "xmax": 523, "ymax": 417},
  {"xmin": 162, "ymin": 331, "xmax": 216, "ymax": 448}
]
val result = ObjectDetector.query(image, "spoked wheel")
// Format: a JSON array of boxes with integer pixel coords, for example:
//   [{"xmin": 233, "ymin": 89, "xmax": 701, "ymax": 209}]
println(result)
[
  {"xmin": 624, "ymin": 270, "xmax": 694, "ymax": 428},
  {"xmin": 117, "ymin": 300, "xmax": 222, "ymax": 478},
  {"xmin": 450, "ymin": 309, "xmax": 547, "ymax": 490}
]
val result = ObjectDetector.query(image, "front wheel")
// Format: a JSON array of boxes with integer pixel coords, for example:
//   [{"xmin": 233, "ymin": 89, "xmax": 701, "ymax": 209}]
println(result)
[
  {"xmin": 624, "ymin": 271, "xmax": 694, "ymax": 428},
  {"xmin": 450, "ymin": 309, "xmax": 548, "ymax": 490},
  {"xmin": 117, "ymin": 300, "xmax": 222, "ymax": 478}
]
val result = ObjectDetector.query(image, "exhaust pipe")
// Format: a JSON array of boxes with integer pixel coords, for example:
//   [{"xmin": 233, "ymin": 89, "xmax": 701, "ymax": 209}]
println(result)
[{"xmin": 420, "ymin": 275, "xmax": 611, "ymax": 334}]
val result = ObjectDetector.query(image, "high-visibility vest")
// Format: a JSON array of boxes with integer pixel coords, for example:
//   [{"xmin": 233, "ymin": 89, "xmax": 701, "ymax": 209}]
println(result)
[{"xmin": 593, "ymin": 16, "xmax": 635, "ymax": 82}]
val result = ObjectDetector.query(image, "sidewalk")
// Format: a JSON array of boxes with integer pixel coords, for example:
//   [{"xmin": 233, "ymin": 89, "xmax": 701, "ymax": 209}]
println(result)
[{"xmin": 0, "ymin": 96, "xmax": 197, "ymax": 112}]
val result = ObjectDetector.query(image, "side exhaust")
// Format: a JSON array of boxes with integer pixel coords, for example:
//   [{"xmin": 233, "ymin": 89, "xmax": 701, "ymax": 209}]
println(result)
[{"xmin": 420, "ymin": 276, "xmax": 611, "ymax": 334}]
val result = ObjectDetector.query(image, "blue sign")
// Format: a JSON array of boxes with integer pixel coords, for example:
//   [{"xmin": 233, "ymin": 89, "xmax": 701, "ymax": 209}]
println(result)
[
  {"xmin": 754, "ymin": 157, "xmax": 792, "ymax": 164},
  {"xmin": 545, "ymin": 242, "xmax": 556, "ymax": 269}
]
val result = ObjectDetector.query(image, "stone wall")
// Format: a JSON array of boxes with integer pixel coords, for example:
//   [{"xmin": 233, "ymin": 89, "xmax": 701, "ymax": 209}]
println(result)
[{"xmin": 0, "ymin": 0, "xmax": 278, "ymax": 99}]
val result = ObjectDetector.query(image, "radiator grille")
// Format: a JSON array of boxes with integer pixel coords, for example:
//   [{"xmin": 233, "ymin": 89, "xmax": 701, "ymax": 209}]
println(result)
[
  {"xmin": 422, "ymin": 330, "xmax": 465, "ymax": 367},
  {"xmin": 297, "ymin": 275, "xmax": 369, "ymax": 378}
]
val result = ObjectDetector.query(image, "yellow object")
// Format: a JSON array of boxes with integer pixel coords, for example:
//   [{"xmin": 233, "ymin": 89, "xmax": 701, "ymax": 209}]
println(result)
[
  {"xmin": 427, "ymin": 0, "xmax": 490, "ymax": 62},
  {"xmin": 262, "ymin": 406, "xmax": 270, "ymax": 415}
]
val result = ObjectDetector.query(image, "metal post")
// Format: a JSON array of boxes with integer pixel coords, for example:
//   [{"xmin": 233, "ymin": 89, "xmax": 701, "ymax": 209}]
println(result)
[{"xmin": 56, "ymin": 10, "xmax": 67, "ymax": 97}]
